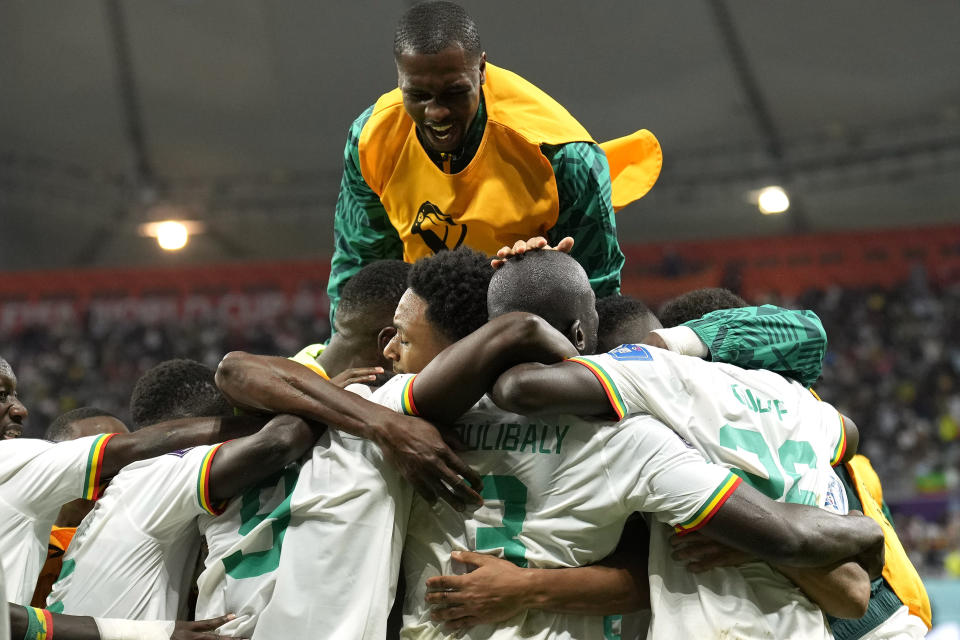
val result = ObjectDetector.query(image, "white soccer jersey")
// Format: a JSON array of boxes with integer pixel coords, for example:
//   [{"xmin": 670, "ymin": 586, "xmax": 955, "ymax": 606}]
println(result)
[
  {"xmin": 0, "ymin": 562, "xmax": 9, "ymax": 640},
  {"xmin": 382, "ymin": 374, "xmax": 740, "ymax": 640},
  {"xmin": 0, "ymin": 434, "xmax": 114, "ymax": 604},
  {"xmin": 46, "ymin": 444, "xmax": 224, "ymax": 619},
  {"xmin": 196, "ymin": 463, "xmax": 300, "ymax": 638},
  {"xmin": 570, "ymin": 344, "xmax": 848, "ymax": 503},
  {"xmin": 571, "ymin": 344, "xmax": 850, "ymax": 639},
  {"xmin": 196, "ymin": 380, "xmax": 411, "ymax": 640}
]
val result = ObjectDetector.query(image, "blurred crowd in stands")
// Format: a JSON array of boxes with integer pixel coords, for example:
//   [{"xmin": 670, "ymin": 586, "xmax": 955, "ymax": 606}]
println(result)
[{"xmin": 2, "ymin": 270, "xmax": 958, "ymax": 577}]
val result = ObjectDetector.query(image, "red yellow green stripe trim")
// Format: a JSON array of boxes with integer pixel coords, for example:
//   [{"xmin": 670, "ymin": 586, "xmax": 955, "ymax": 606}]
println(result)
[
  {"xmin": 41, "ymin": 608, "xmax": 53, "ymax": 640},
  {"xmin": 567, "ymin": 357, "xmax": 626, "ymax": 420},
  {"xmin": 400, "ymin": 375, "xmax": 419, "ymax": 416},
  {"xmin": 23, "ymin": 606, "xmax": 52, "ymax": 640},
  {"xmin": 197, "ymin": 442, "xmax": 228, "ymax": 516},
  {"xmin": 674, "ymin": 473, "xmax": 742, "ymax": 535},
  {"xmin": 830, "ymin": 413, "xmax": 847, "ymax": 467},
  {"xmin": 82, "ymin": 433, "xmax": 117, "ymax": 500}
]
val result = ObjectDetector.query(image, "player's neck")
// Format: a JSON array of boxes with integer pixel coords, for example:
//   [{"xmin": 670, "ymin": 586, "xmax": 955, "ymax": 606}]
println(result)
[{"xmin": 317, "ymin": 336, "xmax": 363, "ymax": 379}]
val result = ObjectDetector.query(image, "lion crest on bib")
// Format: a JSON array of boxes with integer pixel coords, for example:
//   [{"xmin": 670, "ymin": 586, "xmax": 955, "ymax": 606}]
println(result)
[{"xmin": 411, "ymin": 201, "xmax": 468, "ymax": 254}]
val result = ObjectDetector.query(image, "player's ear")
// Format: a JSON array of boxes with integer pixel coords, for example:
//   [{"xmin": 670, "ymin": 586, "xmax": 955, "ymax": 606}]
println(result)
[
  {"xmin": 478, "ymin": 52, "xmax": 486, "ymax": 85},
  {"xmin": 566, "ymin": 320, "xmax": 586, "ymax": 353},
  {"xmin": 378, "ymin": 326, "xmax": 397, "ymax": 355}
]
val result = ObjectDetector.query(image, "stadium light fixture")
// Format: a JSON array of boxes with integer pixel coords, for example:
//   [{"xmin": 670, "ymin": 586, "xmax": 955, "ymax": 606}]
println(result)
[
  {"xmin": 757, "ymin": 186, "xmax": 790, "ymax": 215},
  {"xmin": 138, "ymin": 220, "xmax": 205, "ymax": 251}
]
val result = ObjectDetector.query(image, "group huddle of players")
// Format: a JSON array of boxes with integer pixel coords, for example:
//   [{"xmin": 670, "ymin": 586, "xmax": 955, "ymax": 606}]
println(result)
[
  {"xmin": 0, "ymin": 0, "xmax": 937, "ymax": 637},
  {"xmin": 0, "ymin": 240, "xmax": 934, "ymax": 640}
]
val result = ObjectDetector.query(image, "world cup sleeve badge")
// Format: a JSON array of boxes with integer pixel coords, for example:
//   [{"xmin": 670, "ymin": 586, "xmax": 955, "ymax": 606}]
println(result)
[{"xmin": 608, "ymin": 344, "xmax": 654, "ymax": 361}]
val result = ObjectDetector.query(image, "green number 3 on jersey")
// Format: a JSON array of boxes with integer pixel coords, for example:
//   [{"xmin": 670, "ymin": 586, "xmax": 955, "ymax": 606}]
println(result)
[
  {"xmin": 475, "ymin": 474, "xmax": 528, "ymax": 567},
  {"xmin": 222, "ymin": 467, "xmax": 299, "ymax": 579}
]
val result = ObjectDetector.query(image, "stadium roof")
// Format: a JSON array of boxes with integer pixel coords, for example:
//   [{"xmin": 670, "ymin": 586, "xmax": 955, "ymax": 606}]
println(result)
[{"xmin": 2, "ymin": 1, "xmax": 959, "ymax": 270}]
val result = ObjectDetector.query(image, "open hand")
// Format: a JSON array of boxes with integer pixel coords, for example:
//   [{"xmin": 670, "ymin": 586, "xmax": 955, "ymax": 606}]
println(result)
[
  {"xmin": 490, "ymin": 236, "xmax": 574, "ymax": 269},
  {"xmin": 329, "ymin": 366, "xmax": 384, "ymax": 388},
  {"xmin": 376, "ymin": 413, "xmax": 483, "ymax": 510},
  {"xmin": 425, "ymin": 551, "xmax": 529, "ymax": 630},
  {"xmin": 172, "ymin": 614, "xmax": 246, "ymax": 639},
  {"xmin": 670, "ymin": 531, "xmax": 753, "ymax": 572}
]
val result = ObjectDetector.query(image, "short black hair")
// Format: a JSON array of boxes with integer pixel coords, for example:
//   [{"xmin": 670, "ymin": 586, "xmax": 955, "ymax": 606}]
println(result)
[
  {"xmin": 659, "ymin": 288, "xmax": 748, "ymax": 328},
  {"xmin": 46, "ymin": 407, "xmax": 120, "ymax": 442},
  {"xmin": 129, "ymin": 359, "xmax": 232, "ymax": 428},
  {"xmin": 488, "ymin": 251, "xmax": 598, "ymax": 353},
  {"xmin": 337, "ymin": 260, "xmax": 412, "ymax": 335},
  {"xmin": 408, "ymin": 247, "xmax": 492, "ymax": 342},
  {"xmin": 595, "ymin": 294, "xmax": 662, "ymax": 352},
  {"xmin": 394, "ymin": 1, "xmax": 482, "ymax": 59},
  {"xmin": 0, "ymin": 358, "xmax": 13, "ymax": 378}
]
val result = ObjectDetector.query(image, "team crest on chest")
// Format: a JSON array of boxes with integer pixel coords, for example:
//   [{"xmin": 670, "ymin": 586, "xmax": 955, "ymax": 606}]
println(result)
[{"xmin": 412, "ymin": 201, "xmax": 468, "ymax": 254}]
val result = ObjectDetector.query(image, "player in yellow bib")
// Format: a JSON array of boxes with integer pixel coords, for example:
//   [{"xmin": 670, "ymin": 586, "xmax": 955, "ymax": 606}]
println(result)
[{"xmin": 327, "ymin": 1, "xmax": 662, "ymax": 326}]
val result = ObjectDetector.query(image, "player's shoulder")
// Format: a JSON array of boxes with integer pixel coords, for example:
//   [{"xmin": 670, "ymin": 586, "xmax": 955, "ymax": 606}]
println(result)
[
  {"xmin": 365, "ymin": 373, "xmax": 414, "ymax": 405},
  {"xmin": 0, "ymin": 437, "xmax": 55, "ymax": 477},
  {"xmin": 0, "ymin": 436, "xmax": 55, "ymax": 454},
  {"xmin": 608, "ymin": 413, "xmax": 695, "ymax": 451},
  {"xmin": 0, "ymin": 434, "xmax": 103, "ymax": 466},
  {"xmin": 344, "ymin": 103, "xmax": 377, "ymax": 149}
]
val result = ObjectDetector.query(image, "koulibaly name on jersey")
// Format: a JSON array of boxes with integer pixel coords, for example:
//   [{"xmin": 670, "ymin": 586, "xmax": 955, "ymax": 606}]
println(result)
[{"xmin": 452, "ymin": 423, "xmax": 571, "ymax": 455}]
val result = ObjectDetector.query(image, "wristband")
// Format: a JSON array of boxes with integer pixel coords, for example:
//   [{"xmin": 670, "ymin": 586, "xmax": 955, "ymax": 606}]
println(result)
[
  {"xmin": 649, "ymin": 326, "xmax": 709, "ymax": 358},
  {"xmin": 93, "ymin": 619, "xmax": 176, "ymax": 640},
  {"xmin": 22, "ymin": 606, "xmax": 53, "ymax": 640}
]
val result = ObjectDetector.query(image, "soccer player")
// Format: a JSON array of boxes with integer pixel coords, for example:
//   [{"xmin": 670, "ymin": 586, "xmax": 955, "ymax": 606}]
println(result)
[
  {"xmin": 195, "ymin": 251, "xmax": 493, "ymax": 640},
  {"xmin": 327, "ymin": 1, "xmax": 663, "ymax": 326},
  {"xmin": 656, "ymin": 289, "xmax": 932, "ymax": 640},
  {"xmin": 281, "ymin": 259, "xmax": 411, "ymax": 382},
  {"xmin": 495, "ymin": 236, "xmax": 829, "ymax": 387},
  {"xmin": 46, "ymin": 360, "xmax": 322, "ymax": 620},
  {"xmin": 0, "ymin": 357, "xmax": 26, "ymax": 440},
  {"xmin": 0, "ymin": 356, "xmax": 290, "ymax": 606},
  {"xmin": 31, "ymin": 408, "xmax": 130, "ymax": 608},
  {"xmin": 372, "ymin": 249, "xmax": 881, "ymax": 638},
  {"xmin": 215, "ymin": 259, "xmax": 480, "ymax": 507},
  {"xmin": 595, "ymin": 294, "xmax": 662, "ymax": 353}
]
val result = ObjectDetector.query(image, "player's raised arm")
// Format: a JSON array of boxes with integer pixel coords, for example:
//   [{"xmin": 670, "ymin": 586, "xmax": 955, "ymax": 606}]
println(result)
[
  {"xmin": 651, "ymin": 290, "xmax": 828, "ymax": 385},
  {"xmin": 205, "ymin": 414, "xmax": 322, "ymax": 503},
  {"xmin": 96, "ymin": 414, "xmax": 268, "ymax": 481},
  {"xmin": 492, "ymin": 360, "xmax": 616, "ymax": 418},
  {"xmin": 406, "ymin": 312, "xmax": 578, "ymax": 425},
  {"xmin": 216, "ymin": 352, "xmax": 482, "ymax": 508}
]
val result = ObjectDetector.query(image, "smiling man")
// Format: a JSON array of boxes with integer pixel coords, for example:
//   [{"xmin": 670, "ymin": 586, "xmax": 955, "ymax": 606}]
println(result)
[
  {"xmin": 0, "ymin": 358, "xmax": 27, "ymax": 440},
  {"xmin": 327, "ymin": 1, "xmax": 660, "ymax": 327}
]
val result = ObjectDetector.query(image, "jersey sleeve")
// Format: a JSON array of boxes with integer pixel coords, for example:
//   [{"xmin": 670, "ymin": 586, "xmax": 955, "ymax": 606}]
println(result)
[
  {"xmin": 567, "ymin": 344, "xmax": 676, "ymax": 419},
  {"xmin": 327, "ymin": 104, "xmax": 404, "ymax": 330},
  {"xmin": 0, "ymin": 434, "xmax": 115, "ymax": 517},
  {"xmin": 129, "ymin": 444, "xmax": 227, "ymax": 540},
  {"xmin": 544, "ymin": 141, "xmax": 624, "ymax": 298},
  {"xmin": 366, "ymin": 374, "xmax": 417, "ymax": 415},
  {"xmin": 682, "ymin": 305, "xmax": 827, "ymax": 386},
  {"xmin": 808, "ymin": 390, "xmax": 848, "ymax": 466},
  {"xmin": 601, "ymin": 416, "xmax": 741, "ymax": 535}
]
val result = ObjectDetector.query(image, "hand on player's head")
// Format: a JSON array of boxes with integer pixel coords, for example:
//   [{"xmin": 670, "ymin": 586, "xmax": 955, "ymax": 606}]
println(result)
[{"xmin": 490, "ymin": 236, "xmax": 574, "ymax": 269}]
